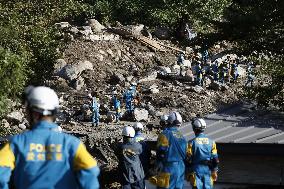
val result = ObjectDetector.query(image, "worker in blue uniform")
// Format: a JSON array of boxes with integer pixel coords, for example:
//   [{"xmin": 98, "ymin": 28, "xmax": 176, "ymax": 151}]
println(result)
[
  {"xmin": 150, "ymin": 111, "xmax": 187, "ymax": 189},
  {"xmin": 186, "ymin": 117, "xmax": 219, "ymax": 189},
  {"xmin": 177, "ymin": 52, "xmax": 185, "ymax": 76},
  {"xmin": 245, "ymin": 62, "xmax": 254, "ymax": 87},
  {"xmin": 133, "ymin": 123, "xmax": 151, "ymax": 177},
  {"xmin": 89, "ymin": 91, "xmax": 100, "ymax": 126},
  {"xmin": 0, "ymin": 86, "xmax": 100, "ymax": 189},
  {"xmin": 123, "ymin": 86, "xmax": 135, "ymax": 116},
  {"xmin": 231, "ymin": 61, "xmax": 239, "ymax": 82},
  {"xmin": 195, "ymin": 62, "xmax": 204, "ymax": 86},
  {"xmin": 201, "ymin": 43, "xmax": 209, "ymax": 64},
  {"xmin": 112, "ymin": 91, "xmax": 121, "ymax": 122},
  {"xmin": 118, "ymin": 126, "xmax": 145, "ymax": 189},
  {"xmin": 212, "ymin": 61, "xmax": 219, "ymax": 81}
]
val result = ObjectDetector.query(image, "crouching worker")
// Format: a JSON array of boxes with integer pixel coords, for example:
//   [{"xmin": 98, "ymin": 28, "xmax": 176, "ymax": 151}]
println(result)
[
  {"xmin": 119, "ymin": 126, "xmax": 145, "ymax": 189},
  {"xmin": 150, "ymin": 111, "xmax": 187, "ymax": 189},
  {"xmin": 186, "ymin": 117, "xmax": 219, "ymax": 189},
  {"xmin": 0, "ymin": 86, "xmax": 100, "ymax": 189}
]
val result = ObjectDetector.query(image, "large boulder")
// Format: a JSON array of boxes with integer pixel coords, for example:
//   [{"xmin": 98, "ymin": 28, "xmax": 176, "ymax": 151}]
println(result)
[
  {"xmin": 134, "ymin": 108, "xmax": 149, "ymax": 122},
  {"xmin": 139, "ymin": 71, "xmax": 157, "ymax": 82},
  {"xmin": 61, "ymin": 60, "xmax": 93, "ymax": 81},
  {"xmin": 88, "ymin": 19, "xmax": 105, "ymax": 33},
  {"xmin": 6, "ymin": 111, "xmax": 24, "ymax": 124},
  {"xmin": 54, "ymin": 59, "xmax": 67, "ymax": 75},
  {"xmin": 72, "ymin": 76, "xmax": 85, "ymax": 90},
  {"xmin": 131, "ymin": 24, "xmax": 144, "ymax": 36},
  {"xmin": 237, "ymin": 66, "xmax": 246, "ymax": 77}
]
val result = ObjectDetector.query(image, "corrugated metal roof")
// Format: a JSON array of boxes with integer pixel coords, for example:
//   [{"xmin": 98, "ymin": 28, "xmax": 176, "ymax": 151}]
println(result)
[{"xmin": 180, "ymin": 103, "xmax": 284, "ymax": 144}]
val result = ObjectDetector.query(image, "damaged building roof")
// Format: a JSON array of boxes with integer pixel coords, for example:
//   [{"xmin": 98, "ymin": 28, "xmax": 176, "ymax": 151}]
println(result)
[{"xmin": 180, "ymin": 102, "xmax": 284, "ymax": 144}]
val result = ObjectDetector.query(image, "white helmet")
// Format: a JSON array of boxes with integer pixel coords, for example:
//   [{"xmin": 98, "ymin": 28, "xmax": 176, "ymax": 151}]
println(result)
[
  {"xmin": 26, "ymin": 86, "xmax": 59, "ymax": 115},
  {"xmin": 168, "ymin": 111, "xmax": 182, "ymax": 126},
  {"xmin": 133, "ymin": 122, "xmax": 144, "ymax": 131},
  {"xmin": 160, "ymin": 114, "xmax": 168, "ymax": 122},
  {"xmin": 122, "ymin": 126, "xmax": 135, "ymax": 138},
  {"xmin": 192, "ymin": 118, "xmax": 206, "ymax": 131}
]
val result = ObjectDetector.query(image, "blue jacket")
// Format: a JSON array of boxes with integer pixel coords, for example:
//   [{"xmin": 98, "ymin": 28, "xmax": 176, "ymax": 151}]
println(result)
[
  {"xmin": 0, "ymin": 120, "xmax": 100, "ymax": 189},
  {"xmin": 91, "ymin": 97, "xmax": 99, "ymax": 111},
  {"xmin": 187, "ymin": 133, "xmax": 218, "ymax": 175},
  {"xmin": 157, "ymin": 127, "xmax": 187, "ymax": 163}
]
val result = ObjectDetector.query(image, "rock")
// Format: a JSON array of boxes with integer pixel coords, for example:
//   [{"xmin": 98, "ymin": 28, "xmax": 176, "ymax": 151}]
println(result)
[
  {"xmin": 186, "ymin": 47, "xmax": 194, "ymax": 55},
  {"xmin": 6, "ymin": 111, "xmax": 24, "ymax": 123},
  {"xmin": 18, "ymin": 123, "xmax": 26, "ymax": 130},
  {"xmin": 141, "ymin": 28, "xmax": 152, "ymax": 39},
  {"xmin": 54, "ymin": 59, "xmax": 67, "ymax": 75},
  {"xmin": 61, "ymin": 60, "xmax": 93, "ymax": 81},
  {"xmin": 54, "ymin": 22, "xmax": 70, "ymax": 29},
  {"xmin": 1, "ymin": 119, "xmax": 10, "ymax": 129},
  {"xmin": 221, "ymin": 84, "xmax": 229, "ymax": 91},
  {"xmin": 204, "ymin": 77, "xmax": 212, "ymax": 87},
  {"xmin": 190, "ymin": 86, "xmax": 204, "ymax": 93},
  {"xmin": 237, "ymin": 66, "xmax": 246, "ymax": 77},
  {"xmin": 110, "ymin": 73, "xmax": 125, "ymax": 84},
  {"xmin": 73, "ymin": 76, "xmax": 85, "ymax": 90},
  {"xmin": 149, "ymin": 85, "xmax": 159, "ymax": 94},
  {"xmin": 210, "ymin": 81, "xmax": 222, "ymax": 91},
  {"xmin": 132, "ymin": 24, "xmax": 144, "ymax": 36},
  {"xmin": 80, "ymin": 26, "xmax": 93, "ymax": 36},
  {"xmin": 139, "ymin": 71, "xmax": 157, "ymax": 82},
  {"xmin": 157, "ymin": 66, "xmax": 171, "ymax": 75},
  {"xmin": 145, "ymin": 103, "xmax": 156, "ymax": 116},
  {"xmin": 106, "ymin": 49, "xmax": 114, "ymax": 57},
  {"xmin": 154, "ymin": 26, "xmax": 170, "ymax": 40},
  {"xmin": 99, "ymin": 50, "xmax": 107, "ymax": 56},
  {"xmin": 126, "ymin": 76, "xmax": 134, "ymax": 82},
  {"xmin": 134, "ymin": 108, "xmax": 149, "ymax": 122},
  {"xmin": 69, "ymin": 27, "xmax": 79, "ymax": 35},
  {"xmin": 88, "ymin": 19, "xmax": 105, "ymax": 33}
]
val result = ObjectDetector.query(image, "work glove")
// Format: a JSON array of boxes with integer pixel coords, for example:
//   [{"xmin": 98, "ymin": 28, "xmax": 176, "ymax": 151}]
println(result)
[{"xmin": 211, "ymin": 171, "xmax": 218, "ymax": 181}]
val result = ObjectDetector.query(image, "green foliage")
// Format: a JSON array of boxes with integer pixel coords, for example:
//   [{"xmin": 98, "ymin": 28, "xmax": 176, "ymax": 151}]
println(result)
[
  {"xmin": 0, "ymin": 0, "xmax": 89, "ymax": 117},
  {"xmin": 217, "ymin": 0, "xmax": 284, "ymax": 109}
]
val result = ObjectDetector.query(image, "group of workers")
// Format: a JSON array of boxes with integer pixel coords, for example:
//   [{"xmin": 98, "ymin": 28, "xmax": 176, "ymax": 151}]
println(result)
[
  {"xmin": 119, "ymin": 111, "xmax": 219, "ymax": 189},
  {"xmin": 87, "ymin": 81, "xmax": 140, "ymax": 126},
  {"xmin": 177, "ymin": 51, "xmax": 254, "ymax": 87},
  {"xmin": 0, "ymin": 86, "xmax": 219, "ymax": 189}
]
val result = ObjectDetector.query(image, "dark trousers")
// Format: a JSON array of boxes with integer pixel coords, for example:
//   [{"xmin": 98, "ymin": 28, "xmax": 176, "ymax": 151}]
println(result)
[{"xmin": 122, "ymin": 179, "xmax": 145, "ymax": 189}]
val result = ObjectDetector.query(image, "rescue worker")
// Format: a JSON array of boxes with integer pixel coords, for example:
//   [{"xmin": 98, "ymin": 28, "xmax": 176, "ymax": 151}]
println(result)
[
  {"xmin": 112, "ymin": 91, "xmax": 121, "ymax": 122},
  {"xmin": 133, "ymin": 122, "xmax": 151, "ymax": 178},
  {"xmin": 212, "ymin": 60, "xmax": 219, "ymax": 81},
  {"xmin": 0, "ymin": 86, "xmax": 100, "ymax": 189},
  {"xmin": 89, "ymin": 91, "xmax": 100, "ymax": 127},
  {"xmin": 231, "ymin": 61, "xmax": 239, "ymax": 82},
  {"xmin": 186, "ymin": 117, "xmax": 219, "ymax": 189},
  {"xmin": 219, "ymin": 63, "xmax": 227, "ymax": 84},
  {"xmin": 195, "ymin": 61, "xmax": 204, "ymax": 86},
  {"xmin": 201, "ymin": 43, "xmax": 209, "ymax": 64},
  {"xmin": 150, "ymin": 111, "xmax": 187, "ymax": 189},
  {"xmin": 245, "ymin": 62, "xmax": 254, "ymax": 87},
  {"xmin": 119, "ymin": 126, "xmax": 145, "ymax": 189},
  {"xmin": 123, "ymin": 86, "xmax": 135, "ymax": 117},
  {"xmin": 177, "ymin": 52, "xmax": 185, "ymax": 76}
]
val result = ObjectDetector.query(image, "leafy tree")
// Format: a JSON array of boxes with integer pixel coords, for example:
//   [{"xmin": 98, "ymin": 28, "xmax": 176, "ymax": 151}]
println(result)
[{"xmin": 216, "ymin": 0, "xmax": 284, "ymax": 109}]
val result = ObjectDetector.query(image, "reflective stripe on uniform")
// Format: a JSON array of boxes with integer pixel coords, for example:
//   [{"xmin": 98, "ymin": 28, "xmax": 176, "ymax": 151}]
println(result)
[
  {"xmin": 0, "ymin": 143, "xmax": 15, "ymax": 170},
  {"xmin": 73, "ymin": 143, "xmax": 97, "ymax": 170},
  {"xmin": 157, "ymin": 134, "xmax": 169, "ymax": 147}
]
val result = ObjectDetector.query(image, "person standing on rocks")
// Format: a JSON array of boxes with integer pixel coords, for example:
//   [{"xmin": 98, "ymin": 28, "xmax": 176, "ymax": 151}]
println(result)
[
  {"xmin": 123, "ymin": 86, "xmax": 135, "ymax": 118},
  {"xmin": 133, "ymin": 122, "xmax": 151, "ymax": 178},
  {"xmin": 0, "ymin": 86, "xmax": 100, "ymax": 189},
  {"xmin": 177, "ymin": 52, "xmax": 185, "ymax": 76},
  {"xmin": 150, "ymin": 111, "xmax": 187, "ymax": 189},
  {"xmin": 89, "ymin": 91, "xmax": 100, "ymax": 126},
  {"xmin": 186, "ymin": 117, "xmax": 219, "ymax": 189},
  {"xmin": 119, "ymin": 126, "xmax": 145, "ymax": 189},
  {"xmin": 112, "ymin": 91, "xmax": 121, "ymax": 122}
]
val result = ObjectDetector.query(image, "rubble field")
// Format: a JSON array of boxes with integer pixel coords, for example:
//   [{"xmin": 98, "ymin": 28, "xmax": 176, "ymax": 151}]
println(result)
[{"xmin": 2, "ymin": 22, "xmax": 248, "ymax": 188}]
